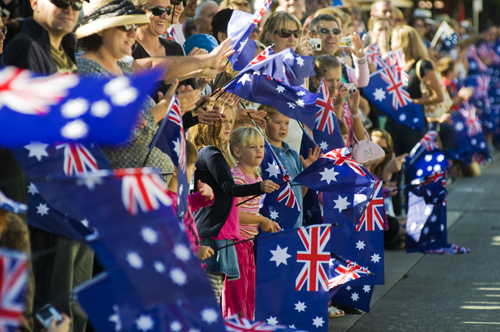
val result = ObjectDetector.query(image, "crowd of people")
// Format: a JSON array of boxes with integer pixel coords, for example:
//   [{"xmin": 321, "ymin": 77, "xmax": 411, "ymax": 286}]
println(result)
[{"xmin": 0, "ymin": 0, "xmax": 497, "ymax": 330}]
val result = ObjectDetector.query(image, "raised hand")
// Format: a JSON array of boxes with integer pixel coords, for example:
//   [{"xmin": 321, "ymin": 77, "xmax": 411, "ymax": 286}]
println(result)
[
  {"xmin": 260, "ymin": 180, "xmax": 280, "ymax": 193},
  {"xmin": 300, "ymin": 145, "xmax": 321, "ymax": 169}
]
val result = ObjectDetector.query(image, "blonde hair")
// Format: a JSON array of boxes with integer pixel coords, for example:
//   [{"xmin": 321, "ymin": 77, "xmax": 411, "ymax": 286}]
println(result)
[
  {"xmin": 392, "ymin": 25, "xmax": 429, "ymax": 62},
  {"xmin": 438, "ymin": 56, "xmax": 456, "ymax": 76},
  {"xmin": 258, "ymin": 104, "xmax": 281, "ymax": 122},
  {"xmin": 187, "ymin": 101, "xmax": 236, "ymax": 167},
  {"xmin": 229, "ymin": 126, "xmax": 264, "ymax": 176},
  {"xmin": 219, "ymin": 0, "xmax": 250, "ymax": 10},
  {"xmin": 259, "ymin": 11, "xmax": 302, "ymax": 47}
]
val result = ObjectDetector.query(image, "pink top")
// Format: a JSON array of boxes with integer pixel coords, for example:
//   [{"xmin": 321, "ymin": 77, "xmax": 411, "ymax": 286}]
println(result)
[
  {"xmin": 167, "ymin": 190, "xmax": 214, "ymax": 253},
  {"xmin": 213, "ymin": 197, "xmax": 243, "ymax": 241},
  {"xmin": 231, "ymin": 164, "xmax": 262, "ymax": 239}
]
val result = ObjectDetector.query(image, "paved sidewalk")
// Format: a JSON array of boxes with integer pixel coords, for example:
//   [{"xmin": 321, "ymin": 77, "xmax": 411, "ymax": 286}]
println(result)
[{"xmin": 329, "ymin": 153, "xmax": 500, "ymax": 332}]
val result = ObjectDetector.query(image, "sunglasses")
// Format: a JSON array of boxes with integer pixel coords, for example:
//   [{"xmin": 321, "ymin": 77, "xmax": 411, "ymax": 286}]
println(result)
[
  {"xmin": 48, "ymin": 0, "xmax": 83, "ymax": 11},
  {"xmin": 318, "ymin": 27, "xmax": 341, "ymax": 35},
  {"xmin": 120, "ymin": 24, "xmax": 139, "ymax": 32},
  {"xmin": 142, "ymin": 6, "xmax": 172, "ymax": 16},
  {"xmin": 0, "ymin": 26, "xmax": 7, "ymax": 35},
  {"xmin": 274, "ymin": 28, "xmax": 301, "ymax": 38}
]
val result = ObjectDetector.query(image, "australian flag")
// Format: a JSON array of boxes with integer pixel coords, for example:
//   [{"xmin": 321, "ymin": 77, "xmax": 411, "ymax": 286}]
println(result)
[
  {"xmin": 225, "ymin": 71, "xmax": 318, "ymax": 130},
  {"xmin": 365, "ymin": 44, "xmax": 381, "ymax": 64},
  {"xmin": 0, "ymin": 190, "xmax": 27, "ymax": 214},
  {"xmin": 0, "ymin": 67, "xmax": 159, "ymax": 146},
  {"xmin": 328, "ymin": 255, "xmax": 371, "ymax": 290},
  {"xmin": 467, "ymin": 45, "xmax": 489, "ymax": 76},
  {"xmin": 330, "ymin": 284, "xmax": 374, "ymax": 313},
  {"xmin": 406, "ymin": 131, "xmax": 450, "ymax": 177},
  {"xmin": 227, "ymin": 0, "xmax": 272, "ymax": 71},
  {"xmin": 255, "ymin": 225, "xmax": 331, "ymax": 332},
  {"xmin": 364, "ymin": 65, "xmax": 424, "ymax": 130},
  {"xmin": 438, "ymin": 21, "xmax": 459, "ymax": 49},
  {"xmin": 225, "ymin": 315, "xmax": 307, "ymax": 332},
  {"xmin": 0, "ymin": 248, "xmax": 29, "ymax": 332},
  {"xmin": 260, "ymin": 138, "xmax": 301, "ymax": 230},
  {"xmin": 151, "ymin": 96, "xmax": 189, "ymax": 221},
  {"xmin": 313, "ymin": 78, "xmax": 345, "ymax": 153}
]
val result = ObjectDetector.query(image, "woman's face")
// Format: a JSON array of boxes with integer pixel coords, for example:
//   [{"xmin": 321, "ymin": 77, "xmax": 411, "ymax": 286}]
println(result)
[
  {"xmin": 372, "ymin": 20, "xmax": 390, "ymax": 42},
  {"xmin": 172, "ymin": 1, "xmax": 184, "ymax": 24},
  {"xmin": 267, "ymin": 20, "xmax": 300, "ymax": 53},
  {"xmin": 219, "ymin": 107, "xmax": 234, "ymax": 142},
  {"xmin": 390, "ymin": 31, "xmax": 401, "ymax": 51},
  {"xmin": 100, "ymin": 26, "xmax": 137, "ymax": 59},
  {"xmin": 143, "ymin": 0, "xmax": 172, "ymax": 36},
  {"xmin": 413, "ymin": 18, "xmax": 426, "ymax": 39}
]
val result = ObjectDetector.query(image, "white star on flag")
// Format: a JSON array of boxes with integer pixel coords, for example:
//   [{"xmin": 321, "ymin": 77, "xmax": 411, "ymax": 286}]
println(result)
[
  {"xmin": 126, "ymin": 252, "xmax": 143, "ymax": 269},
  {"xmin": 266, "ymin": 317, "xmax": 278, "ymax": 325},
  {"xmin": 312, "ymin": 316, "xmax": 324, "ymax": 328},
  {"xmin": 371, "ymin": 253, "xmax": 381, "ymax": 263},
  {"xmin": 296, "ymin": 99, "xmax": 305, "ymax": 107},
  {"xmin": 36, "ymin": 203, "xmax": 49, "ymax": 216},
  {"xmin": 61, "ymin": 119, "xmax": 89, "ymax": 139},
  {"xmin": 173, "ymin": 137, "xmax": 182, "ymax": 158},
  {"xmin": 238, "ymin": 74, "xmax": 252, "ymax": 86},
  {"xmin": 174, "ymin": 243, "xmax": 191, "ymax": 262},
  {"xmin": 399, "ymin": 113, "xmax": 406, "ymax": 121},
  {"xmin": 76, "ymin": 175, "xmax": 104, "ymax": 190},
  {"xmin": 355, "ymin": 240, "xmax": 366, "ymax": 250},
  {"xmin": 135, "ymin": 314, "xmax": 154, "ymax": 331},
  {"xmin": 108, "ymin": 305, "xmax": 122, "ymax": 331},
  {"xmin": 319, "ymin": 141, "xmax": 328, "ymax": 151},
  {"xmin": 285, "ymin": 53, "xmax": 294, "ymax": 60},
  {"xmin": 269, "ymin": 245, "xmax": 291, "ymax": 267},
  {"xmin": 270, "ymin": 210, "xmax": 279, "ymax": 220},
  {"xmin": 319, "ymin": 167, "xmax": 339, "ymax": 184},
  {"xmin": 105, "ymin": 77, "xmax": 138, "ymax": 106},
  {"xmin": 430, "ymin": 215, "xmax": 437, "ymax": 222},
  {"xmin": 287, "ymin": 102, "xmax": 296, "ymax": 109},
  {"xmin": 170, "ymin": 267, "xmax": 187, "ymax": 286},
  {"xmin": 413, "ymin": 117, "xmax": 419, "ymax": 123},
  {"xmin": 265, "ymin": 161, "xmax": 281, "ymax": 178},
  {"xmin": 296, "ymin": 57, "xmax": 305, "ymax": 67},
  {"xmin": 363, "ymin": 285, "xmax": 371, "ymax": 293},
  {"xmin": 333, "ymin": 195, "xmax": 350, "ymax": 213},
  {"xmin": 436, "ymin": 154, "xmax": 445, "ymax": 162},
  {"xmin": 24, "ymin": 142, "xmax": 49, "ymax": 161},
  {"xmin": 154, "ymin": 261, "xmax": 166, "ymax": 274},
  {"xmin": 424, "ymin": 155, "xmax": 433, "ymax": 162},
  {"xmin": 455, "ymin": 121, "xmax": 463, "ymax": 131},
  {"xmin": 294, "ymin": 301, "xmax": 306, "ymax": 312},
  {"xmin": 373, "ymin": 88, "xmax": 386, "ymax": 102},
  {"xmin": 296, "ymin": 91, "xmax": 306, "ymax": 96},
  {"xmin": 276, "ymin": 86, "xmax": 285, "ymax": 93},
  {"xmin": 170, "ymin": 321, "xmax": 182, "ymax": 332},
  {"xmin": 351, "ymin": 292, "xmax": 359, "ymax": 301},
  {"xmin": 346, "ymin": 286, "xmax": 351, "ymax": 291},
  {"xmin": 141, "ymin": 227, "xmax": 158, "ymax": 245},
  {"xmin": 28, "ymin": 183, "xmax": 38, "ymax": 195},
  {"xmin": 91, "ymin": 100, "xmax": 111, "ymax": 117},
  {"xmin": 238, "ymin": 38, "xmax": 248, "ymax": 52},
  {"xmin": 201, "ymin": 308, "xmax": 218, "ymax": 324},
  {"xmin": 441, "ymin": 224, "xmax": 445, "ymax": 231},
  {"xmin": 423, "ymin": 227, "xmax": 429, "ymax": 234},
  {"xmin": 61, "ymin": 98, "xmax": 88, "ymax": 118}
]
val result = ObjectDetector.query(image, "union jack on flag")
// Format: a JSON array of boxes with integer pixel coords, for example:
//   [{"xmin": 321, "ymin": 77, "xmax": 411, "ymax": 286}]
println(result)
[
  {"xmin": 420, "ymin": 131, "xmax": 440, "ymax": 151},
  {"xmin": 55, "ymin": 143, "xmax": 98, "ymax": 176},
  {"xmin": 251, "ymin": 0, "xmax": 272, "ymax": 25},
  {"xmin": 296, "ymin": 225, "xmax": 331, "ymax": 292},
  {"xmin": 473, "ymin": 75, "xmax": 490, "ymax": 99},
  {"xmin": 249, "ymin": 45, "xmax": 274, "ymax": 66},
  {"xmin": 356, "ymin": 181, "xmax": 384, "ymax": 231},
  {"xmin": 385, "ymin": 49, "xmax": 408, "ymax": 84},
  {"xmin": 315, "ymin": 78, "xmax": 336, "ymax": 135},
  {"xmin": 461, "ymin": 104, "xmax": 482, "ymax": 137},
  {"xmin": 468, "ymin": 46, "xmax": 489, "ymax": 73},
  {"xmin": 379, "ymin": 65, "xmax": 412, "ymax": 109},
  {"xmin": 365, "ymin": 44, "xmax": 381, "ymax": 64},
  {"xmin": 115, "ymin": 168, "xmax": 172, "ymax": 215},
  {"xmin": 0, "ymin": 249, "xmax": 29, "ymax": 332},
  {"xmin": 277, "ymin": 183, "xmax": 300, "ymax": 211},
  {"xmin": 416, "ymin": 170, "xmax": 446, "ymax": 187},
  {"xmin": 323, "ymin": 148, "xmax": 366, "ymax": 176},
  {"xmin": 166, "ymin": 96, "xmax": 186, "ymax": 172},
  {"xmin": 167, "ymin": 26, "xmax": 176, "ymax": 42},
  {"xmin": 225, "ymin": 315, "xmax": 304, "ymax": 332},
  {"xmin": 328, "ymin": 258, "xmax": 371, "ymax": 289}
]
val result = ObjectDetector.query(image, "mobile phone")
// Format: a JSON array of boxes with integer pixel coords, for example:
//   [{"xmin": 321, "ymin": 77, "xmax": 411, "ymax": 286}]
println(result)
[
  {"xmin": 36, "ymin": 306, "xmax": 63, "ymax": 328},
  {"xmin": 340, "ymin": 37, "xmax": 353, "ymax": 47},
  {"xmin": 309, "ymin": 38, "xmax": 322, "ymax": 51}
]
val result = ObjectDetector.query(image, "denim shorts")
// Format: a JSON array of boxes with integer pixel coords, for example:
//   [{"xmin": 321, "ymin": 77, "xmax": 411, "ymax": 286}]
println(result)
[{"xmin": 200, "ymin": 238, "xmax": 240, "ymax": 280}]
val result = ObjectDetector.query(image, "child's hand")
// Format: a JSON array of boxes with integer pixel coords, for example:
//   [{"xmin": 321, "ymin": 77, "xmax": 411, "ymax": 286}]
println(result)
[
  {"xmin": 197, "ymin": 245, "xmax": 214, "ymax": 261},
  {"xmin": 260, "ymin": 180, "xmax": 280, "ymax": 193},
  {"xmin": 334, "ymin": 85, "xmax": 348, "ymax": 108},
  {"xmin": 385, "ymin": 153, "xmax": 408, "ymax": 173},
  {"xmin": 300, "ymin": 145, "xmax": 321, "ymax": 169},
  {"xmin": 347, "ymin": 89, "xmax": 360, "ymax": 115},
  {"xmin": 197, "ymin": 180, "xmax": 214, "ymax": 201},
  {"xmin": 458, "ymin": 87, "xmax": 475, "ymax": 101},
  {"xmin": 259, "ymin": 217, "xmax": 281, "ymax": 233}
]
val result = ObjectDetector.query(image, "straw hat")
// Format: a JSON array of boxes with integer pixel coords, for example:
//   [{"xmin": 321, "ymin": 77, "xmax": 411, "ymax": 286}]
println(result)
[{"xmin": 75, "ymin": 0, "xmax": 150, "ymax": 38}]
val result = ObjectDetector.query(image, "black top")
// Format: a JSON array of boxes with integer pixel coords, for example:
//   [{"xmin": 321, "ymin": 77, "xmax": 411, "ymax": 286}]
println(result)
[
  {"xmin": 193, "ymin": 146, "xmax": 263, "ymax": 238},
  {"xmin": 406, "ymin": 58, "xmax": 434, "ymax": 100}
]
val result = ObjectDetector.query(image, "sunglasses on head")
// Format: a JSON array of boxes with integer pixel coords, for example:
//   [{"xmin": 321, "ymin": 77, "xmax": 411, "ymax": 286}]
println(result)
[
  {"xmin": 318, "ymin": 27, "xmax": 341, "ymax": 35},
  {"xmin": 120, "ymin": 24, "xmax": 139, "ymax": 32},
  {"xmin": 48, "ymin": 0, "xmax": 83, "ymax": 11},
  {"xmin": 274, "ymin": 28, "xmax": 301, "ymax": 38},
  {"xmin": 142, "ymin": 5, "xmax": 172, "ymax": 16}
]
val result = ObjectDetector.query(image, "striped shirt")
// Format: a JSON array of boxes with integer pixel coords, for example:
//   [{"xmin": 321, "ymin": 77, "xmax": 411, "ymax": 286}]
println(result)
[{"xmin": 231, "ymin": 164, "xmax": 262, "ymax": 240}]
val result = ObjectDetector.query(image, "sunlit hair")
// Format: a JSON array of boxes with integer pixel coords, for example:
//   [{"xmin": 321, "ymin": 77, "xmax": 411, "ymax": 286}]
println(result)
[
  {"xmin": 229, "ymin": 126, "xmax": 264, "ymax": 176},
  {"xmin": 370, "ymin": 128, "xmax": 394, "ymax": 178},
  {"xmin": 186, "ymin": 140, "xmax": 198, "ymax": 166},
  {"xmin": 258, "ymin": 104, "xmax": 290, "ymax": 141},
  {"xmin": 370, "ymin": 0, "xmax": 391, "ymax": 15},
  {"xmin": 392, "ymin": 25, "xmax": 429, "ymax": 61},
  {"xmin": 187, "ymin": 101, "xmax": 236, "ymax": 167},
  {"xmin": 437, "ymin": 56, "xmax": 455, "ymax": 77},
  {"xmin": 259, "ymin": 11, "xmax": 302, "ymax": 47},
  {"xmin": 219, "ymin": 0, "xmax": 250, "ymax": 11},
  {"xmin": 368, "ymin": 16, "xmax": 390, "ymax": 31}
]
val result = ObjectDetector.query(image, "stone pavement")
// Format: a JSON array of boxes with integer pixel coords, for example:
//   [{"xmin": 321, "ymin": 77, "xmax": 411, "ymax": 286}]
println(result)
[{"xmin": 329, "ymin": 152, "xmax": 500, "ymax": 332}]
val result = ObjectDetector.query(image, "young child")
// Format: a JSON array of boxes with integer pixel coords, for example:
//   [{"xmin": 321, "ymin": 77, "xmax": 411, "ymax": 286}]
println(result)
[
  {"xmin": 338, "ymin": 118, "xmax": 349, "ymax": 147},
  {"xmin": 166, "ymin": 140, "xmax": 215, "ymax": 261},
  {"xmin": 259, "ymin": 105, "xmax": 320, "ymax": 228},
  {"xmin": 222, "ymin": 126, "xmax": 281, "ymax": 319},
  {"xmin": 313, "ymin": 54, "xmax": 367, "ymax": 147},
  {"xmin": 188, "ymin": 101, "xmax": 280, "ymax": 305}
]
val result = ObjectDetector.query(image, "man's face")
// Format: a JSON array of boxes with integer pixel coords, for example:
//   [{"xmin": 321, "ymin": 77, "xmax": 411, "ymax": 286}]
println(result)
[
  {"xmin": 183, "ymin": 0, "xmax": 196, "ymax": 18},
  {"xmin": 194, "ymin": 2, "xmax": 217, "ymax": 34},
  {"xmin": 372, "ymin": 2, "xmax": 394, "ymax": 27},
  {"xmin": 33, "ymin": 0, "xmax": 81, "ymax": 36},
  {"xmin": 310, "ymin": 20, "xmax": 341, "ymax": 56}
]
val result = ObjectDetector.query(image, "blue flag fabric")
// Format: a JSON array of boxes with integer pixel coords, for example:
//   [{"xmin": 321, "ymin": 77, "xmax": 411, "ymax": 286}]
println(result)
[
  {"xmin": 0, "ymin": 190, "xmax": 27, "ymax": 214},
  {"xmin": 324, "ymin": 183, "xmax": 385, "ymax": 286},
  {"xmin": 330, "ymin": 285, "xmax": 374, "ymax": 312},
  {"xmin": 34, "ymin": 168, "xmax": 216, "ymax": 307},
  {"xmin": 312, "ymin": 78, "xmax": 345, "ymax": 153},
  {"xmin": 260, "ymin": 138, "xmax": 301, "ymax": 230},
  {"xmin": 364, "ymin": 65, "xmax": 424, "ymax": 130},
  {"xmin": 0, "ymin": 67, "xmax": 159, "ymax": 146},
  {"xmin": 152, "ymin": 96, "xmax": 189, "ymax": 221},
  {"xmin": 224, "ymin": 315, "xmax": 308, "ymax": 332},
  {"xmin": 75, "ymin": 273, "xmax": 224, "ymax": 332},
  {"xmin": 255, "ymin": 225, "xmax": 331, "ymax": 332},
  {"xmin": 409, "ymin": 170, "xmax": 447, "ymax": 205},
  {"xmin": 406, "ymin": 131, "xmax": 449, "ymax": 173},
  {"xmin": 328, "ymin": 255, "xmax": 371, "ymax": 290},
  {"xmin": 225, "ymin": 71, "xmax": 318, "ymax": 129},
  {"xmin": 467, "ymin": 46, "xmax": 489, "ymax": 76}
]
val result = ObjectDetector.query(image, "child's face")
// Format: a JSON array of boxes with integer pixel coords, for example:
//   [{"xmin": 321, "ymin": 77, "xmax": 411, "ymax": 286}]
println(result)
[
  {"xmin": 186, "ymin": 163, "xmax": 196, "ymax": 182},
  {"xmin": 266, "ymin": 113, "xmax": 290, "ymax": 145},
  {"xmin": 219, "ymin": 107, "xmax": 234, "ymax": 142},
  {"xmin": 323, "ymin": 66, "xmax": 342, "ymax": 98},
  {"xmin": 342, "ymin": 133, "xmax": 348, "ymax": 147},
  {"xmin": 234, "ymin": 138, "xmax": 265, "ymax": 168}
]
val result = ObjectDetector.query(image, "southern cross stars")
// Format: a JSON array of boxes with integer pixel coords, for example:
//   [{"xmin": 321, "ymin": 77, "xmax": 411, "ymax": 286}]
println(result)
[
  {"xmin": 170, "ymin": 267, "xmax": 187, "ymax": 286},
  {"xmin": 355, "ymin": 240, "xmax": 366, "ymax": 250},
  {"xmin": 141, "ymin": 227, "xmax": 158, "ymax": 245},
  {"xmin": 333, "ymin": 195, "xmax": 350, "ymax": 213},
  {"xmin": 266, "ymin": 161, "xmax": 280, "ymax": 178},
  {"xmin": 373, "ymin": 88, "xmax": 386, "ymax": 102},
  {"xmin": 28, "ymin": 183, "xmax": 38, "ymax": 195},
  {"xmin": 238, "ymin": 74, "xmax": 252, "ymax": 86},
  {"xmin": 126, "ymin": 252, "xmax": 143, "ymax": 269},
  {"xmin": 269, "ymin": 245, "xmax": 291, "ymax": 267},
  {"xmin": 201, "ymin": 308, "xmax": 218, "ymax": 324},
  {"xmin": 276, "ymin": 85, "xmax": 285, "ymax": 93},
  {"xmin": 270, "ymin": 210, "xmax": 279, "ymax": 220},
  {"xmin": 319, "ymin": 167, "xmax": 339, "ymax": 184},
  {"xmin": 36, "ymin": 203, "xmax": 49, "ymax": 216},
  {"xmin": 294, "ymin": 301, "xmax": 306, "ymax": 312},
  {"xmin": 24, "ymin": 142, "xmax": 48, "ymax": 161},
  {"xmin": 371, "ymin": 253, "xmax": 381, "ymax": 263}
]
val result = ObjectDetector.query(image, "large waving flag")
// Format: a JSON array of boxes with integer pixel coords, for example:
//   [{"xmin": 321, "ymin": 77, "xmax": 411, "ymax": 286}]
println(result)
[
  {"xmin": 255, "ymin": 225, "xmax": 331, "ymax": 332},
  {"xmin": 225, "ymin": 71, "xmax": 318, "ymax": 129},
  {"xmin": 364, "ymin": 65, "xmax": 424, "ymax": 130},
  {"xmin": 313, "ymin": 78, "xmax": 345, "ymax": 153},
  {"xmin": 0, "ymin": 67, "xmax": 159, "ymax": 146},
  {"xmin": 328, "ymin": 256, "xmax": 371, "ymax": 290}
]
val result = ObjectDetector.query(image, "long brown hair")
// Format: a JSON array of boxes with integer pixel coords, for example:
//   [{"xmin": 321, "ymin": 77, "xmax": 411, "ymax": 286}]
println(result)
[
  {"xmin": 370, "ymin": 128, "xmax": 394, "ymax": 178},
  {"xmin": 392, "ymin": 25, "xmax": 429, "ymax": 62}
]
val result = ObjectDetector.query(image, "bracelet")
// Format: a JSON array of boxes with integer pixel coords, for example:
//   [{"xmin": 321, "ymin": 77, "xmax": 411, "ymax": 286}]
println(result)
[{"xmin": 351, "ymin": 112, "xmax": 362, "ymax": 118}]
